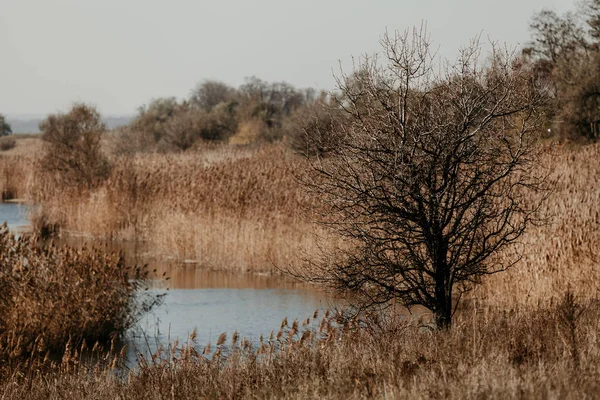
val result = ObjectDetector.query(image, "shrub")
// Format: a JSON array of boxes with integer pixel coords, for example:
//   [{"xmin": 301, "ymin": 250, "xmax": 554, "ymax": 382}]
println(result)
[
  {"xmin": 285, "ymin": 99, "xmax": 344, "ymax": 156},
  {"xmin": 39, "ymin": 104, "xmax": 110, "ymax": 189},
  {"xmin": 0, "ymin": 137, "xmax": 16, "ymax": 152},
  {"xmin": 0, "ymin": 114, "xmax": 11, "ymax": 137}
]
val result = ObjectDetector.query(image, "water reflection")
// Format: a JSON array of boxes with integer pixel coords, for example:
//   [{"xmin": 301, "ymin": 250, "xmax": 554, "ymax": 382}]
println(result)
[
  {"xmin": 130, "ymin": 287, "xmax": 331, "ymax": 357},
  {"xmin": 129, "ymin": 262, "xmax": 334, "ymax": 359}
]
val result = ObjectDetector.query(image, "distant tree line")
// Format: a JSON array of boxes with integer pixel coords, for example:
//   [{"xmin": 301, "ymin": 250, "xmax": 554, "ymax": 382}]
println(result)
[
  {"xmin": 525, "ymin": 0, "xmax": 600, "ymax": 139},
  {"xmin": 115, "ymin": 77, "xmax": 336, "ymax": 153}
]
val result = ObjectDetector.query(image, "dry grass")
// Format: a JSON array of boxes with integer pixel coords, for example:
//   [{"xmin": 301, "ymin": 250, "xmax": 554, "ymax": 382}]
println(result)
[
  {"xmin": 482, "ymin": 142, "xmax": 600, "ymax": 306},
  {"xmin": 0, "ymin": 136, "xmax": 42, "ymax": 156},
  {"xmin": 30, "ymin": 144, "xmax": 326, "ymax": 272},
  {"xmin": 0, "ymin": 155, "xmax": 36, "ymax": 201},
  {"xmin": 1, "ymin": 297, "xmax": 600, "ymax": 399},
  {"xmin": 5, "ymin": 138, "xmax": 600, "ymax": 283},
  {"xmin": 1, "ymin": 140, "xmax": 600, "ymax": 398},
  {"xmin": 0, "ymin": 225, "xmax": 161, "ymax": 372},
  {"xmin": 0, "ymin": 136, "xmax": 40, "ymax": 201}
]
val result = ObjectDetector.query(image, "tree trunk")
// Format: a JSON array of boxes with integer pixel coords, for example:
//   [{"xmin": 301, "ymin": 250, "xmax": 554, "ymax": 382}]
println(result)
[
  {"xmin": 434, "ymin": 276, "xmax": 452, "ymax": 329},
  {"xmin": 433, "ymin": 242, "xmax": 452, "ymax": 329}
]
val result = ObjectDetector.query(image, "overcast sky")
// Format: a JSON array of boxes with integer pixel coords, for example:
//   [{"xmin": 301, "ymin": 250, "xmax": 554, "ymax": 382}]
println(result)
[{"xmin": 1, "ymin": 0, "xmax": 575, "ymax": 116}]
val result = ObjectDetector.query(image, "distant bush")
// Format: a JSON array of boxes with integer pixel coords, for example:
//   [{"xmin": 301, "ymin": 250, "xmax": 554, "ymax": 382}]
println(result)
[
  {"xmin": 286, "ymin": 100, "xmax": 344, "ymax": 157},
  {"xmin": 190, "ymin": 80, "xmax": 235, "ymax": 111},
  {"xmin": 39, "ymin": 104, "xmax": 110, "ymax": 189},
  {"xmin": 0, "ymin": 137, "xmax": 16, "ymax": 152},
  {"xmin": 118, "ymin": 98, "xmax": 239, "ymax": 153},
  {"xmin": 164, "ymin": 102, "xmax": 237, "ymax": 150},
  {"xmin": 117, "ymin": 77, "xmax": 318, "ymax": 153},
  {"xmin": 0, "ymin": 114, "xmax": 11, "ymax": 136}
]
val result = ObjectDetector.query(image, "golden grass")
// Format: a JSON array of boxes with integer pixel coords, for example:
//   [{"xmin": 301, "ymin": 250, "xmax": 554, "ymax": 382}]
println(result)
[
  {"xmin": 482, "ymin": 142, "xmax": 600, "ymax": 306},
  {"xmin": 4, "ymin": 137, "xmax": 600, "ymax": 286},
  {"xmin": 0, "ymin": 155, "xmax": 36, "ymax": 201},
  {"xmin": 1, "ymin": 297, "xmax": 600, "ymax": 399},
  {"xmin": 30, "ymin": 144, "xmax": 325, "ymax": 272}
]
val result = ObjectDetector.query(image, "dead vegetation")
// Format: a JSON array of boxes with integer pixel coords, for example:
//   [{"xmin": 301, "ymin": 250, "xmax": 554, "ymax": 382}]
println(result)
[
  {"xmin": 1, "ymin": 295, "xmax": 600, "ymax": 399},
  {"xmin": 28, "ymin": 144, "xmax": 327, "ymax": 272},
  {"xmin": 1, "ymin": 109, "xmax": 600, "ymax": 399},
  {"xmin": 0, "ymin": 225, "xmax": 162, "ymax": 373}
]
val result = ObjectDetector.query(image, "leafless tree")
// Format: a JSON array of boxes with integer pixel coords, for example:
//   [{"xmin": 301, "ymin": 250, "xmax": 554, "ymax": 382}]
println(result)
[{"xmin": 301, "ymin": 28, "xmax": 551, "ymax": 328}]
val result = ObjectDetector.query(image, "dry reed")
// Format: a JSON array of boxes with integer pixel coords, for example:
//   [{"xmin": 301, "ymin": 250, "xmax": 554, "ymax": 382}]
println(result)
[{"xmin": 30, "ymin": 144, "xmax": 326, "ymax": 272}]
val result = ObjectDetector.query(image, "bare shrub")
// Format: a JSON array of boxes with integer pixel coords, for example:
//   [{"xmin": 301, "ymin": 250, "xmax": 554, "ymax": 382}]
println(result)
[
  {"xmin": 0, "ymin": 225, "xmax": 162, "ymax": 362},
  {"xmin": 0, "ymin": 137, "xmax": 16, "ymax": 152},
  {"xmin": 39, "ymin": 104, "xmax": 110, "ymax": 189},
  {"xmin": 286, "ymin": 96, "xmax": 344, "ymax": 157}
]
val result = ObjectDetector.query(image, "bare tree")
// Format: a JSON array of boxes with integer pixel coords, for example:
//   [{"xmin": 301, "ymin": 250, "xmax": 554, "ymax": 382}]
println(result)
[
  {"xmin": 301, "ymin": 28, "xmax": 551, "ymax": 328},
  {"xmin": 526, "ymin": 9, "xmax": 587, "ymax": 65},
  {"xmin": 580, "ymin": 0, "xmax": 600, "ymax": 45}
]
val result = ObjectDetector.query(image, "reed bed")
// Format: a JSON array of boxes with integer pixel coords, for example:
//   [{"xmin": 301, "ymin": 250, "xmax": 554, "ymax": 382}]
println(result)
[
  {"xmin": 482, "ymin": 142, "xmax": 600, "ymax": 306},
  {"xmin": 0, "ymin": 140, "xmax": 600, "ymax": 397},
  {"xmin": 5, "ymin": 138, "xmax": 600, "ymax": 283},
  {"xmin": 31, "ymin": 144, "xmax": 326, "ymax": 272},
  {"xmin": 0, "ymin": 155, "xmax": 36, "ymax": 201},
  {"xmin": 0, "ymin": 225, "xmax": 162, "ymax": 372},
  {"xmin": 1, "ymin": 294, "xmax": 600, "ymax": 399}
]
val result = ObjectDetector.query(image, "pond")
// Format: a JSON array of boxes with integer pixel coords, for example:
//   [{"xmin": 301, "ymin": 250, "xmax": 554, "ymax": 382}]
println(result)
[
  {"xmin": 0, "ymin": 202, "xmax": 30, "ymax": 233},
  {"xmin": 0, "ymin": 204, "xmax": 334, "ymax": 362}
]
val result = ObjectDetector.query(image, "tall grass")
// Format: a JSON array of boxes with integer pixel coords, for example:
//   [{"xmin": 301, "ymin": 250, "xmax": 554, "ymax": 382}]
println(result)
[
  {"xmin": 0, "ymin": 225, "xmax": 162, "ymax": 371},
  {"xmin": 483, "ymin": 142, "xmax": 600, "ymax": 306},
  {"xmin": 1, "ymin": 297, "xmax": 600, "ymax": 399},
  {"xmin": 31, "ymin": 144, "xmax": 327, "ymax": 272},
  {"xmin": 1, "ymin": 139, "xmax": 600, "ymax": 397},
  {"xmin": 0, "ymin": 155, "xmax": 36, "ymax": 201}
]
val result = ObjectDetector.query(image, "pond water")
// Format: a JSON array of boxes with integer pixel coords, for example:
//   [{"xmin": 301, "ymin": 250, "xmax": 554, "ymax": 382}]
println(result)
[
  {"xmin": 0, "ymin": 202, "xmax": 30, "ymax": 232},
  {"xmin": 0, "ymin": 204, "xmax": 334, "ymax": 362},
  {"xmin": 125, "ymin": 263, "xmax": 332, "ymax": 361}
]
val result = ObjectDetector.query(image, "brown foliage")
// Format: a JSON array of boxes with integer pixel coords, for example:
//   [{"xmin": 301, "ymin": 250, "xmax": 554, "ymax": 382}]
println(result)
[
  {"xmin": 0, "ymin": 225, "xmax": 161, "ymax": 364},
  {"xmin": 39, "ymin": 104, "xmax": 110, "ymax": 189}
]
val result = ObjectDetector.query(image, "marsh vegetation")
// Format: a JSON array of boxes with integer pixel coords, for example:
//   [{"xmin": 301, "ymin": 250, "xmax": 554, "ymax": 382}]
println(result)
[{"xmin": 2, "ymin": 2, "xmax": 600, "ymax": 397}]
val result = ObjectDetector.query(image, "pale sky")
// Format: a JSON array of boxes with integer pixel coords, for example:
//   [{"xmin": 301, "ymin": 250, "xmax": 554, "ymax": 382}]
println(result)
[{"xmin": 1, "ymin": 0, "xmax": 575, "ymax": 116}]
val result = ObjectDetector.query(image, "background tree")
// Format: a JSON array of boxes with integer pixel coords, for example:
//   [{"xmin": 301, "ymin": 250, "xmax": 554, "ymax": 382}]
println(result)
[
  {"xmin": 40, "ymin": 104, "xmax": 110, "ymax": 189},
  {"xmin": 301, "ymin": 29, "xmax": 551, "ymax": 328},
  {"xmin": 525, "ymin": 2, "xmax": 600, "ymax": 139},
  {"xmin": 0, "ymin": 114, "xmax": 12, "ymax": 136},
  {"xmin": 580, "ymin": 0, "xmax": 600, "ymax": 44},
  {"xmin": 190, "ymin": 80, "xmax": 236, "ymax": 112}
]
